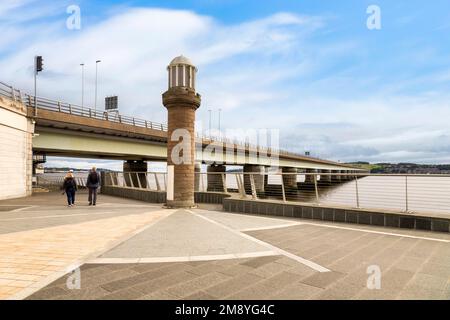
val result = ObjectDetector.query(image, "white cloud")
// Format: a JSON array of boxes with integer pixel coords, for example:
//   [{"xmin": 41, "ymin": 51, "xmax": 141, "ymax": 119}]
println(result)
[{"xmin": 1, "ymin": 3, "xmax": 450, "ymax": 166}]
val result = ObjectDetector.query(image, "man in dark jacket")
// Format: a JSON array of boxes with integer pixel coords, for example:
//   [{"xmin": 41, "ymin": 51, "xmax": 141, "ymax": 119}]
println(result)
[
  {"xmin": 86, "ymin": 167, "xmax": 100, "ymax": 206},
  {"xmin": 63, "ymin": 170, "xmax": 77, "ymax": 207}
]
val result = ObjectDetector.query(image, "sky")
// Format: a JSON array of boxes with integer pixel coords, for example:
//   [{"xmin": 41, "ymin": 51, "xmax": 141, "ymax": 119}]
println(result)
[{"xmin": 1, "ymin": 0, "xmax": 450, "ymax": 170}]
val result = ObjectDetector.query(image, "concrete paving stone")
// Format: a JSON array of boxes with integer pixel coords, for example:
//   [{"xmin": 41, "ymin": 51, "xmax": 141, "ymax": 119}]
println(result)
[
  {"xmin": 393, "ymin": 256, "xmax": 426, "ymax": 273},
  {"xmin": 132, "ymin": 271, "xmax": 198, "ymax": 295},
  {"xmin": 339, "ymin": 267, "xmax": 371, "ymax": 288},
  {"xmin": 100, "ymin": 268, "xmax": 171, "ymax": 292},
  {"xmin": 247, "ymin": 260, "xmax": 293, "ymax": 278},
  {"xmin": 99, "ymin": 288, "xmax": 145, "ymax": 300},
  {"xmin": 219, "ymin": 263, "xmax": 254, "ymax": 277},
  {"xmin": 270, "ymin": 282, "xmax": 323, "ymax": 300},
  {"xmin": 139, "ymin": 290, "xmax": 179, "ymax": 300},
  {"xmin": 26, "ymin": 285, "xmax": 68, "ymax": 300},
  {"xmin": 166, "ymin": 272, "xmax": 232, "ymax": 298},
  {"xmin": 397, "ymin": 284, "xmax": 446, "ymax": 300},
  {"xmin": 130, "ymin": 263, "xmax": 174, "ymax": 274},
  {"xmin": 204, "ymin": 273, "xmax": 264, "ymax": 299},
  {"xmin": 313, "ymin": 248, "xmax": 354, "ymax": 266},
  {"xmin": 78, "ymin": 268, "xmax": 141, "ymax": 289},
  {"xmin": 183, "ymin": 290, "xmax": 218, "ymax": 300},
  {"xmin": 185, "ymin": 262, "xmax": 227, "ymax": 276},
  {"xmin": 225, "ymin": 282, "xmax": 277, "ymax": 300},
  {"xmin": 260, "ymin": 271, "xmax": 301, "ymax": 291},
  {"xmin": 408, "ymin": 273, "xmax": 448, "ymax": 291},
  {"xmin": 240, "ymin": 256, "xmax": 281, "ymax": 269},
  {"xmin": 380, "ymin": 268, "xmax": 415, "ymax": 291},
  {"xmin": 300, "ymin": 271, "xmax": 345, "ymax": 289},
  {"xmin": 313, "ymin": 281, "xmax": 364, "ymax": 300},
  {"xmin": 54, "ymin": 286, "xmax": 111, "ymax": 300},
  {"xmin": 355, "ymin": 288, "xmax": 398, "ymax": 300},
  {"xmin": 419, "ymin": 262, "xmax": 450, "ymax": 278}
]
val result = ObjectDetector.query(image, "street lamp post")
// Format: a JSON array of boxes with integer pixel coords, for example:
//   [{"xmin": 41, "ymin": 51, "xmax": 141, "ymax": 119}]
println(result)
[
  {"xmin": 208, "ymin": 109, "xmax": 212, "ymax": 138},
  {"xmin": 218, "ymin": 108, "xmax": 222, "ymax": 133},
  {"xmin": 80, "ymin": 63, "xmax": 84, "ymax": 108},
  {"xmin": 94, "ymin": 60, "xmax": 101, "ymax": 111}
]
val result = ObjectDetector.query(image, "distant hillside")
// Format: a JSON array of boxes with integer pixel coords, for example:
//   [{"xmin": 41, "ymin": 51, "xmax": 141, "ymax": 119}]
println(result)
[{"xmin": 346, "ymin": 162, "xmax": 450, "ymax": 174}]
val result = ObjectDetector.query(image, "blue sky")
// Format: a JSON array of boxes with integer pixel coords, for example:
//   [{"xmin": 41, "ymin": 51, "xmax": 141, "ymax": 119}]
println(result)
[{"xmin": 1, "ymin": 0, "xmax": 450, "ymax": 169}]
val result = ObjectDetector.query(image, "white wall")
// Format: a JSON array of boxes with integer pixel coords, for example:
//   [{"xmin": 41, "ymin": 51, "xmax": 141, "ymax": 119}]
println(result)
[{"xmin": 0, "ymin": 101, "xmax": 33, "ymax": 200}]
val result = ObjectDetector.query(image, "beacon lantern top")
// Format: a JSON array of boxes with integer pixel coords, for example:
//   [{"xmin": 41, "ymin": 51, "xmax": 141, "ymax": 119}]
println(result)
[{"xmin": 167, "ymin": 55, "xmax": 197, "ymax": 90}]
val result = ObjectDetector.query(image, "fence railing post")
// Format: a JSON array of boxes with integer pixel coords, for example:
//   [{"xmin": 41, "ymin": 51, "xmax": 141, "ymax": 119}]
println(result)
[
  {"xmin": 405, "ymin": 176, "xmax": 409, "ymax": 212},
  {"xmin": 281, "ymin": 173, "xmax": 287, "ymax": 203},
  {"xmin": 221, "ymin": 173, "xmax": 227, "ymax": 193},
  {"xmin": 250, "ymin": 174, "xmax": 257, "ymax": 200},
  {"xmin": 136, "ymin": 172, "xmax": 142, "ymax": 189},
  {"xmin": 355, "ymin": 176, "xmax": 360, "ymax": 208},
  {"xmin": 154, "ymin": 173, "xmax": 161, "ymax": 191},
  {"xmin": 128, "ymin": 172, "xmax": 134, "ymax": 188},
  {"xmin": 313, "ymin": 174, "xmax": 320, "ymax": 203},
  {"xmin": 11, "ymin": 87, "xmax": 16, "ymax": 102}
]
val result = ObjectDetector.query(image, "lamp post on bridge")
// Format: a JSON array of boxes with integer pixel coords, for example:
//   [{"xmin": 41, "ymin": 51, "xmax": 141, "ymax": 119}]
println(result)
[
  {"xmin": 94, "ymin": 60, "xmax": 101, "ymax": 111},
  {"xmin": 80, "ymin": 63, "xmax": 84, "ymax": 108}
]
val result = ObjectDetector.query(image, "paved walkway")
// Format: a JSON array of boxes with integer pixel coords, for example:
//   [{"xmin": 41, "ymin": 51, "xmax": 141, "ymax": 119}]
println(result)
[
  {"xmin": 0, "ymin": 192, "xmax": 174, "ymax": 299},
  {"xmin": 1, "ymin": 192, "xmax": 449, "ymax": 300}
]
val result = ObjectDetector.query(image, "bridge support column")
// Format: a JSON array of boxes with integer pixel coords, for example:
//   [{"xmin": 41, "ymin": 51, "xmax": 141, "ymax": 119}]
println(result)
[
  {"xmin": 282, "ymin": 167, "xmax": 298, "ymax": 189},
  {"xmin": 320, "ymin": 170, "xmax": 331, "ymax": 184},
  {"xmin": 162, "ymin": 55, "xmax": 201, "ymax": 208},
  {"xmin": 331, "ymin": 170, "xmax": 341, "ymax": 183},
  {"xmin": 207, "ymin": 164, "xmax": 226, "ymax": 192},
  {"xmin": 304, "ymin": 169, "xmax": 317, "ymax": 184},
  {"xmin": 243, "ymin": 165, "xmax": 265, "ymax": 195},
  {"xmin": 123, "ymin": 160, "xmax": 148, "ymax": 188}
]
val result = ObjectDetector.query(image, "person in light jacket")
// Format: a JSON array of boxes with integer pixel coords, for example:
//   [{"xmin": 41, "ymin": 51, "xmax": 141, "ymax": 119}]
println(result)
[
  {"xmin": 86, "ymin": 167, "xmax": 100, "ymax": 206},
  {"xmin": 62, "ymin": 170, "xmax": 77, "ymax": 207}
]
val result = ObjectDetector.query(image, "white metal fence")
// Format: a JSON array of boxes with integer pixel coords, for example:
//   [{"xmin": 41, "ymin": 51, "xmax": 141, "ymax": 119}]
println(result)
[{"xmin": 104, "ymin": 171, "xmax": 450, "ymax": 215}]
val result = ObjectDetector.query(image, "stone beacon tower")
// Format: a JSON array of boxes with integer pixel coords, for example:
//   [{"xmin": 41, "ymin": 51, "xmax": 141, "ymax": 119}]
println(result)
[{"xmin": 162, "ymin": 55, "xmax": 201, "ymax": 208}]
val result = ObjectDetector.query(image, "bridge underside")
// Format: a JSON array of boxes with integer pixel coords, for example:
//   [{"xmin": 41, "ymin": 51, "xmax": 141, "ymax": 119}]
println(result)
[
  {"xmin": 33, "ymin": 127, "xmax": 358, "ymax": 171},
  {"xmin": 33, "ymin": 127, "xmax": 167, "ymax": 161}
]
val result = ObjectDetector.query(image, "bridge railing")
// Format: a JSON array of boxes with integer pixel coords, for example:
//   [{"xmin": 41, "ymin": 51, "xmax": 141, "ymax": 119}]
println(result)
[
  {"xmin": 104, "ymin": 171, "xmax": 450, "ymax": 215},
  {"xmin": 0, "ymin": 81, "xmax": 169, "ymax": 131},
  {"xmin": 104, "ymin": 172, "xmax": 168, "ymax": 191}
]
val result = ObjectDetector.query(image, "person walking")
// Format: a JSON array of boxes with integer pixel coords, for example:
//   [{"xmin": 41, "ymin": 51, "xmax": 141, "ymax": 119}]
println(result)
[
  {"xmin": 86, "ymin": 166, "xmax": 100, "ymax": 206},
  {"xmin": 62, "ymin": 170, "xmax": 77, "ymax": 207}
]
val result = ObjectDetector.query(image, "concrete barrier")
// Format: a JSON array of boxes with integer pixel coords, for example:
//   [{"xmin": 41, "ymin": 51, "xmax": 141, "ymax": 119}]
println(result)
[
  {"xmin": 101, "ymin": 186, "xmax": 166, "ymax": 203},
  {"xmin": 102, "ymin": 186, "xmax": 230, "ymax": 205},
  {"xmin": 223, "ymin": 198, "xmax": 450, "ymax": 233}
]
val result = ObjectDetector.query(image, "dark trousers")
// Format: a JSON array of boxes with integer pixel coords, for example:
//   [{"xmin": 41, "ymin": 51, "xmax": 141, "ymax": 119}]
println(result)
[
  {"xmin": 88, "ymin": 187, "xmax": 98, "ymax": 205},
  {"xmin": 66, "ymin": 189, "xmax": 76, "ymax": 205}
]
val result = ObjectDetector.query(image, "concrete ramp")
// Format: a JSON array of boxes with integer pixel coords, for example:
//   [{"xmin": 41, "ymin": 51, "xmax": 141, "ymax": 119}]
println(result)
[{"xmin": 98, "ymin": 210, "xmax": 275, "ymax": 260}]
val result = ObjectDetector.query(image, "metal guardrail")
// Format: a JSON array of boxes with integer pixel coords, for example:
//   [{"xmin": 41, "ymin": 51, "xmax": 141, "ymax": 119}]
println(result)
[
  {"xmin": 105, "ymin": 172, "xmax": 167, "ymax": 191},
  {"xmin": 104, "ymin": 172, "xmax": 450, "ymax": 215},
  {"xmin": 36, "ymin": 174, "xmax": 87, "ymax": 189},
  {"xmin": 0, "ymin": 81, "xmax": 168, "ymax": 131},
  {"xmin": 0, "ymin": 80, "xmax": 340, "ymax": 164}
]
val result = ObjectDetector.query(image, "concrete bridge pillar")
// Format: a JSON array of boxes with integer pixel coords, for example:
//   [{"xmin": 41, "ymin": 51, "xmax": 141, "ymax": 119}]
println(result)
[
  {"xmin": 123, "ymin": 160, "xmax": 148, "ymax": 188},
  {"xmin": 243, "ymin": 164, "xmax": 265, "ymax": 195},
  {"xmin": 207, "ymin": 164, "xmax": 226, "ymax": 192},
  {"xmin": 162, "ymin": 55, "xmax": 201, "ymax": 208},
  {"xmin": 194, "ymin": 162, "xmax": 201, "ymax": 192},
  {"xmin": 304, "ymin": 169, "xmax": 317, "ymax": 184},
  {"xmin": 282, "ymin": 167, "xmax": 298, "ymax": 189},
  {"xmin": 320, "ymin": 170, "xmax": 331, "ymax": 184}
]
